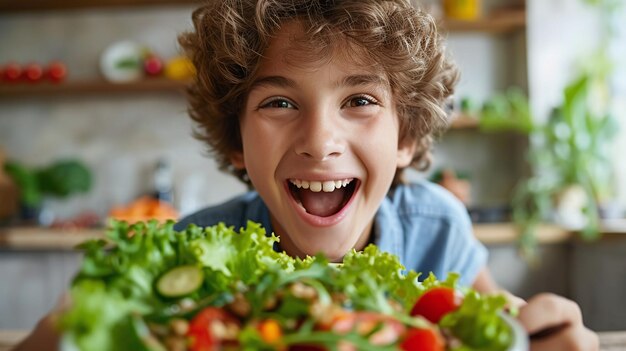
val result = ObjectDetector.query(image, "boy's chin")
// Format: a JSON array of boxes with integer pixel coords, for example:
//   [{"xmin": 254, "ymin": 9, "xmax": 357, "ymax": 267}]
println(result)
[{"xmin": 304, "ymin": 244, "xmax": 351, "ymax": 263}]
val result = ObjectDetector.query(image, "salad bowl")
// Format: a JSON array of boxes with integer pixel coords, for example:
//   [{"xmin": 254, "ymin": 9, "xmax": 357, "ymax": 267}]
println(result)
[{"xmin": 57, "ymin": 220, "xmax": 530, "ymax": 351}]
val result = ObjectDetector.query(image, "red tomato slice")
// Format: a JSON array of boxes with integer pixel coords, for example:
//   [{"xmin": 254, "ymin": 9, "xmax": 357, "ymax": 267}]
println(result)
[
  {"xmin": 400, "ymin": 327, "xmax": 445, "ymax": 351},
  {"xmin": 187, "ymin": 307, "xmax": 239, "ymax": 351},
  {"xmin": 410, "ymin": 286, "xmax": 462, "ymax": 324}
]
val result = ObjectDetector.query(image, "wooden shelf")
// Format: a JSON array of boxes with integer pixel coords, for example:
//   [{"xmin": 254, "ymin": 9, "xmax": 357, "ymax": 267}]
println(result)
[
  {"xmin": 0, "ymin": 0, "xmax": 200, "ymax": 13},
  {"xmin": 0, "ymin": 222, "xmax": 574, "ymax": 250},
  {"xmin": 474, "ymin": 223, "xmax": 570, "ymax": 245},
  {"xmin": 0, "ymin": 226, "xmax": 104, "ymax": 250},
  {"xmin": 3, "ymin": 220, "xmax": 626, "ymax": 250},
  {"xmin": 0, "ymin": 79, "xmax": 188, "ymax": 99},
  {"xmin": 441, "ymin": 9, "xmax": 526, "ymax": 34},
  {"xmin": 2, "ymin": 2, "xmax": 525, "ymax": 36},
  {"xmin": 449, "ymin": 114, "xmax": 480, "ymax": 129}
]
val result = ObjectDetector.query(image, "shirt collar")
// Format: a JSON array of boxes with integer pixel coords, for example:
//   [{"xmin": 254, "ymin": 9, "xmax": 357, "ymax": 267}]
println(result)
[
  {"xmin": 244, "ymin": 192, "xmax": 274, "ymax": 236},
  {"xmin": 373, "ymin": 195, "xmax": 405, "ymax": 263}
]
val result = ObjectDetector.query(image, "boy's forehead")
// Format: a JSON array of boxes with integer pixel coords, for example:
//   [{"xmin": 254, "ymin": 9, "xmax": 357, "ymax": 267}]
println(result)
[{"xmin": 261, "ymin": 20, "xmax": 387, "ymax": 79}]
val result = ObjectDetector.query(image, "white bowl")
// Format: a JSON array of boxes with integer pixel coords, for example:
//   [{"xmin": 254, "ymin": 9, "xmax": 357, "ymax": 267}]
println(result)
[
  {"xmin": 501, "ymin": 311, "xmax": 530, "ymax": 351},
  {"xmin": 99, "ymin": 40, "xmax": 144, "ymax": 83}
]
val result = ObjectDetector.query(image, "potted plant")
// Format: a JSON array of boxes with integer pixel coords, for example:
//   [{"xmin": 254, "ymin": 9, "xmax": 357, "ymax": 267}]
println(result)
[
  {"xmin": 476, "ymin": 57, "xmax": 618, "ymax": 255},
  {"xmin": 4, "ymin": 158, "xmax": 93, "ymax": 225}
]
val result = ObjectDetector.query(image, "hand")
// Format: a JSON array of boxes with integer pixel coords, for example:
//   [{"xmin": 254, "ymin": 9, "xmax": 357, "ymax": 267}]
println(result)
[
  {"xmin": 12, "ymin": 294, "xmax": 69, "ymax": 351},
  {"xmin": 518, "ymin": 293, "xmax": 599, "ymax": 351}
]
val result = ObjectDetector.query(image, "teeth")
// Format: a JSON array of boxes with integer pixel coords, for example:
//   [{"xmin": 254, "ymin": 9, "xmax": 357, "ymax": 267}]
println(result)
[
  {"xmin": 310, "ymin": 181, "xmax": 322, "ymax": 192},
  {"xmin": 290, "ymin": 178, "xmax": 353, "ymax": 193},
  {"xmin": 322, "ymin": 181, "xmax": 335, "ymax": 192}
]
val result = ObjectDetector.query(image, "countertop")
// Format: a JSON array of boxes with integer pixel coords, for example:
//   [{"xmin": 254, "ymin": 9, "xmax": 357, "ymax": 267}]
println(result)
[
  {"xmin": 0, "ymin": 223, "xmax": 572, "ymax": 250},
  {"xmin": 2, "ymin": 329, "xmax": 626, "ymax": 351},
  {"xmin": 2, "ymin": 220, "xmax": 626, "ymax": 250}
]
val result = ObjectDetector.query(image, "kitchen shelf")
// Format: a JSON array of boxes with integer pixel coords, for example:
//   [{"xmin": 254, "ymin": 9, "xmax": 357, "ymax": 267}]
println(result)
[
  {"xmin": 0, "ymin": 0, "xmax": 200, "ymax": 12},
  {"xmin": 0, "ymin": 79, "xmax": 188, "ymax": 99},
  {"xmin": 0, "ymin": 223, "xmax": 575, "ymax": 250},
  {"xmin": 1, "ymin": 1, "xmax": 525, "ymax": 36},
  {"xmin": 441, "ymin": 9, "xmax": 526, "ymax": 34},
  {"xmin": 449, "ymin": 114, "xmax": 480, "ymax": 129}
]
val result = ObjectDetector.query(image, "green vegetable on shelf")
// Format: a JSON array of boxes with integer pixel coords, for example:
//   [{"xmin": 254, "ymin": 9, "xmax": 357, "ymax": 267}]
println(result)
[{"xmin": 3, "ymin": 158, "xmax": 92, "ymax": 209}]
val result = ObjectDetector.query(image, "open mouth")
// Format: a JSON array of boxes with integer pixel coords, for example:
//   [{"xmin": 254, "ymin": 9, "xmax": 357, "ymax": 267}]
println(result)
[{"xmin": 288, "ymin": 178, "xmax": 358, "ymax": 217}]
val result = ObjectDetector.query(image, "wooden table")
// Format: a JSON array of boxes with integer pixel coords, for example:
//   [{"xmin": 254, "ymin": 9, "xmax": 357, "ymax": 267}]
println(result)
[
  {"xmin": 0, "ymin": 330, "xmax": 27, "ymax": 351},
  {"xmin": 2, "ymin": 329, "xmax": 626, "ymax": 350}
]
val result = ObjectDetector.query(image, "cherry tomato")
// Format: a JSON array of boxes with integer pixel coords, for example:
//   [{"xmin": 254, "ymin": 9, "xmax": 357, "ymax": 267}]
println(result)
[
  {"xmin": 186, "ymin": 307, "xmax": 239, "ymax": 351},
  {"xmin": 2, "ymin": 62, "xmax": 22, "ymax": 82},
  {"xmin": 410, "ymin": 286, "xmax": 462, "ymax": 324},
  {"xmin": 143, "ymin": 55, "xmax": 163, "ymax": 76},
  {"xmin": 46, "ymin": 61, "xmax": 67, "ymax": 82},
  {"xmin": 24, "ymin": 63, "xmax": 44, "ymax": 82},
  {"xmin": 400, "ymin": 327, "xmax": 445, "ymax": 351}
]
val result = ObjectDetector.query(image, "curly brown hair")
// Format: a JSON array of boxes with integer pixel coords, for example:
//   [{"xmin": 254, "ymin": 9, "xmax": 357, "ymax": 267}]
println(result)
[{"xmin": 179, "ymin": 0, "xmax": 458, "ymax": 185}]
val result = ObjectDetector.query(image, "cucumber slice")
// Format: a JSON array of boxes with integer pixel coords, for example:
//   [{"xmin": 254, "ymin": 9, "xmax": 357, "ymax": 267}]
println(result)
[{"xmin": 156, "ymin": 265, "xmax": 204, "ymax": 298}]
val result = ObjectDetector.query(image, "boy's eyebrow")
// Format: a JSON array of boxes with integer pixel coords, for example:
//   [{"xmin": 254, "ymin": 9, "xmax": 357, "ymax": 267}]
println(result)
[
  {"xmin": 340, "ymin": 74, "xmax": 388, "ymax": 88},
  {"xmin": 250, "ymin": 74, "xmax": 387, "ymax": 90},
  {"xmin": 250, "ymin": 76, "xmax": 297, "ymax": 90}
]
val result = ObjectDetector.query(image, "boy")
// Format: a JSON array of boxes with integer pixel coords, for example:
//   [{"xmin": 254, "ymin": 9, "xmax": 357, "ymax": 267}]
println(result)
[
  {"xmin": 15, "ymin": 0, "xmax": 598, "ymax": 350},
  {"xmin": 175, "ymin": 0, "xmax": 598, "ymax": 349}
]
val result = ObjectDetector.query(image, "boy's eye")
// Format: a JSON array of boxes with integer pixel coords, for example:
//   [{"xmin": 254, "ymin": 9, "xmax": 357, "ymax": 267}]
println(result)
[
  {"xmin": 344, "ymin": 95, "xmax": 379, "ymax": 108},
  {"xmin": 259, "ymin": 98, "xmax": 296, "ymax": 109}
]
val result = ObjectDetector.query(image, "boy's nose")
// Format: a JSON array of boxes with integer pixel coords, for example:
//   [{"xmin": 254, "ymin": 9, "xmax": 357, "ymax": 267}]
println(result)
[{"xmin": 294, "ymin": 113, "xmax": 346, "ymax": 161}]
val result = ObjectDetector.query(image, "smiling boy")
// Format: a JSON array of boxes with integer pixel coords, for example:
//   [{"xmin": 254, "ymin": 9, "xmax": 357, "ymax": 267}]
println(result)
[
  {"xmin": 176, "ymin": 15, "xmax": 488, "ymax": 288},
  {"xmin": 173, "ymin": 0, "xmax": 598, "ymax": 349},
  {"xmin": 180, "ymin": 19, "xmax": 431, "ymax": 264}
]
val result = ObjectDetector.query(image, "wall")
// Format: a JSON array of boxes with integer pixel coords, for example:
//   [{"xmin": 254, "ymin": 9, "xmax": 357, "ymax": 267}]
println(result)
[
  {"xmin": 0, "ymin": 3, "xmax": 522, "ymax": 220},
  {"xmin": 0, "ymin": 6, "xmax": 248, "ymax": 221},
  {"xmin": 1, "ymin": 0, "xmax": 624, "ymax": 333},
  {"xmin": 527, "ymin": 0, "xmax": 626, "ymax": 212}
]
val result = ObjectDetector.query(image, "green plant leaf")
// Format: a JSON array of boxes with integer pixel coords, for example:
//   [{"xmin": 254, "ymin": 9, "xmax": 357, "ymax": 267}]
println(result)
[
  {"xmin": 3, "ymin": 161, "xmax": 41, "ymax": 207},
  {"xmin": 36, "ymin": 159, "xmax": 92, "ymax": 198}
]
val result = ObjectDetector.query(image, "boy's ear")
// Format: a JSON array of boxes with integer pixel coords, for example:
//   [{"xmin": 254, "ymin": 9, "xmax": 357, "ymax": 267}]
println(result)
[
  {"xmin": 230, "ymin": 151, "xmax": 246, "ymax": 169},
  {"xmin": 396, "ymin": 138, "xmax": 416, "ymax": 168}
]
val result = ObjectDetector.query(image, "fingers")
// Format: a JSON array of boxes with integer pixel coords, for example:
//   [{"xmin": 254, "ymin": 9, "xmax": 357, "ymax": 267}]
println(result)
[
  {"xmin": 11, "ymin": 294, "xmax": 69, "ymax": 351},
  {"xmin": 52, "ymin": 292, "xmax": 72, "ymax": 314},
  {"xmin": 529, "ymin": 323, "xmax": 599, "ymax": 351},
  {"xmin": 495, "ymin": 289, "xmax": 527, "ymax": 312},
  {"xmin": 518, "ymin": 293, "xmax": 581, "ymax": 335},
  {"xmin": 517, "ymin": 293, "xmax": 599, "ymax": 351},
  {"xmin": 12, "ymin": 313, "xmax": 61, "ymax": 351}
]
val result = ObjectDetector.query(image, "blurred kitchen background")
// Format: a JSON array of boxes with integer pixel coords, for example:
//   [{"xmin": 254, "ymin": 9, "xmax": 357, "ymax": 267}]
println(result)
[{"xmin": 1, "ymin": 0, "xmax": 625, "ymax": 336}]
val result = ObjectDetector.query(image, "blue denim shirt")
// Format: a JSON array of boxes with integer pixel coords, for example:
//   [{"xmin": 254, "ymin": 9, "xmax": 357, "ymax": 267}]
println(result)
[{"xmin": 175, "ymin": 181, "xmax": 487, "ymax": 287}]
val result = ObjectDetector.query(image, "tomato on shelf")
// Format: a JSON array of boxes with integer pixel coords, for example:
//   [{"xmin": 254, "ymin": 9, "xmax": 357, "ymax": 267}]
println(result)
[
  {"xmin": 410, "ymin": 286, "xmax": 463, "ymax": 324},
  {"xmin": 143, "ymin": 55, "xmax": 164, "ymax": 76},
  {"xmin": 23, "ymin": 63, "xmax": 44, "ymax": 82},
  {"xmin": 2, "ymin": 62, "xmax": 22, "ymax": 82},
  {"xmin": 46, "ymin": 61, "xmax": 67, "ymax": 82}
]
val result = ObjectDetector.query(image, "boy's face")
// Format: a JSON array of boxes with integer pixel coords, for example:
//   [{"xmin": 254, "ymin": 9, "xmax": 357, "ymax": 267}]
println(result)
[{"xmin": 231, "ymin": 22, "xmax": 415, "ymax": 261}]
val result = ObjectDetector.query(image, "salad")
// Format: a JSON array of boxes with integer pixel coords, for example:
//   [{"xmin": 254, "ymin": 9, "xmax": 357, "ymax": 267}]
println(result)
[{"xmin": 59, "ymin": 220, "xmax": 518, "ymax": 351}]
